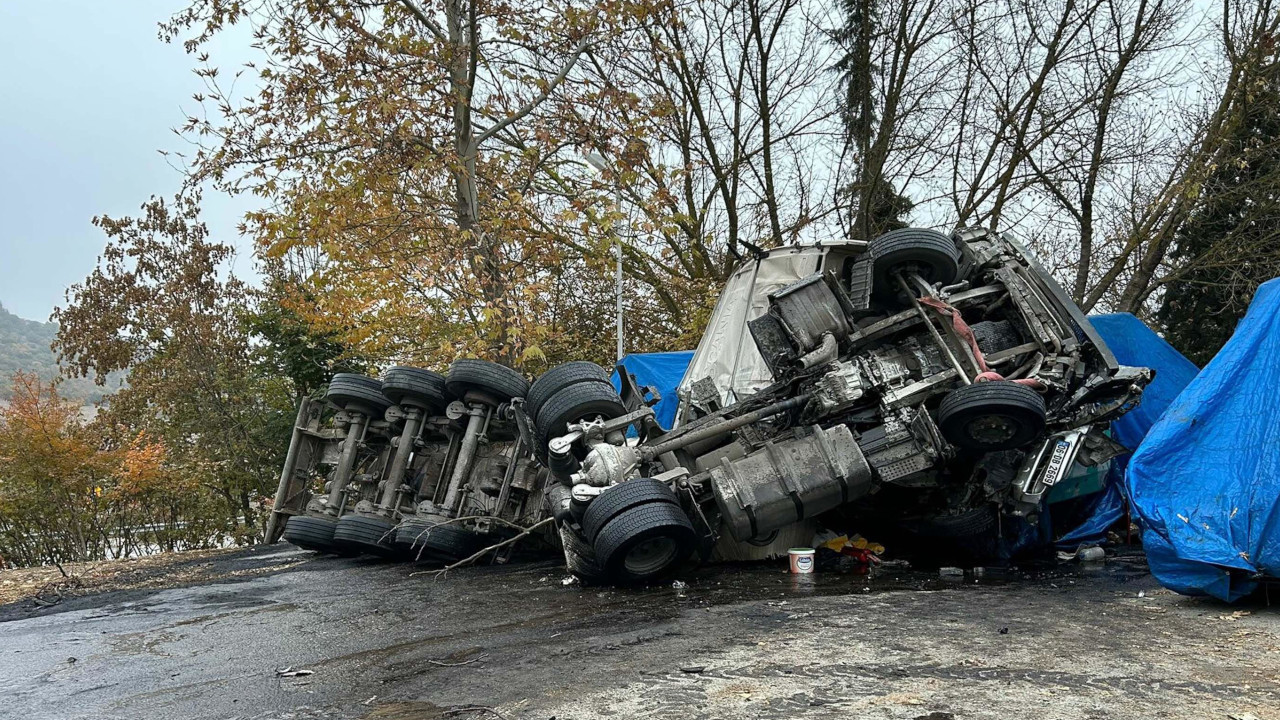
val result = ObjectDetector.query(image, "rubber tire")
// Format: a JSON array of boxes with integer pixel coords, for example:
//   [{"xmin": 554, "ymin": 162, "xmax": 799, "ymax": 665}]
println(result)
[
  {"xmin": 898, "ymin": 504, "xmax": 1001, "ymax": 566},
  {"xmin": 381, "ymin": 366, "xmax": 449, "ymax": 410},
  {"xmin": 282, "ymin": 515, "xmax": 343, "ymax": 554},
  {"xmin": 971, "ymin": 320, "xmax": 1023, "ymax": 355},
  {"xmin": 535, "ymin": 382, "xmax": 626, "ymax": 454},
  {"xmin": 582, "ymin": 478, "xmax": 681, "ymax": 544},
  {"xmin": 395, "ymin": 517, "xmax": 481, "ymax": 562},
  {"xmin": 938, "ymin": 380, "xmax": 1046, "ymax": 451},
  {"xmin": 902, "ymin": 504, "xmax": 1000, "ymax": 539},
  {"xmin": 445, "ymin": 358, "xmax": 530, "ymax": 403},
  {"xmin": 326, "ymin": 373, "xmax": 393, "ymax": 416},
  {"xmin": 332, "ymin": 513, "xmax": 402, "ymax": 557},
  {"xmin": 559, "ymin": 525, "xmax": 607, "ymax": 583},
  {"xmin": 869, "ymin": 228, "xmax": 960, "ymax": 297},
  {"xmin": 594, "ymin": 502, "xmax": 696, "ymax": 585},
  {"xmin": 527, "ymin": 362, "xmax": 612, "ymax": 418}
]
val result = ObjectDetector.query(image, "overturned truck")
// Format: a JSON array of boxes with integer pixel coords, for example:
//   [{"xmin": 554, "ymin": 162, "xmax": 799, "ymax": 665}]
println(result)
[
  {"xmin": 266, "ymin": 361, "xmax": 549, "ymax": 563},
  {"xmin": 270, "ymin": 226, "xmax": 1152, "ymax": 584}
]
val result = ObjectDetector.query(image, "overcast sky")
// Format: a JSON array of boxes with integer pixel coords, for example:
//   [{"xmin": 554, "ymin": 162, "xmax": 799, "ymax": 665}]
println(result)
[{"xmin": 0, "ymin": 1, "xmax": 256, "ymax": 322}]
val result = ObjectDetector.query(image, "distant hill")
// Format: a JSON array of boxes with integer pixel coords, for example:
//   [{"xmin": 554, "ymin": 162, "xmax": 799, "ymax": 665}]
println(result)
[{"xmin": 0, "ymin": 302, "xmax": 118, "ymax": 403}]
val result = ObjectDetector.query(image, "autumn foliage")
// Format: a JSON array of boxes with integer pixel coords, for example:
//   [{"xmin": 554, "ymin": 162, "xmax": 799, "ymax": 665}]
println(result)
[
  {"xmin": 0, "ymin": 373, "xmax": 230, "ymax": 568},
  {"xmin": 165, "ymin": 0, "xmax": 741, "ymax": 371}
]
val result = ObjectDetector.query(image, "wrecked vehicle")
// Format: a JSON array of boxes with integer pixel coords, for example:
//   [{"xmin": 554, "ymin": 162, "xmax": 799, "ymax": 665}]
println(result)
[
  {"xmin": 267, "ymin": 361, "xmax": 551, "ymax": 564},
  {"xmin": 540, "ymin": 227, "xmax": 1153, "ymax": 583},
  {"xmin": 269, "ymin": 226, "xmax": 1151, "ymax": 586}
]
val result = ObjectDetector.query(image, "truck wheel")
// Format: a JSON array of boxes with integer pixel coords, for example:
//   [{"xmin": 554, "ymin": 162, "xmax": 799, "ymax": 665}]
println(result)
[
  {"xmin": 901, "ymin": 504, "xmax": 999, "ymax": 539},
  {"xmin": 594, "ymin": 502, "xmax": 695, "ymax": 584},
  {"xmin": 395, "ymin": 517, "xmax": 480, "ymax": 562},
  {"xmin": 326, "ymin": 374, "xmax": 394, "ymax": 417},
  {"xmin": 559, "ymin": 525, "xmax": 607, "ymax": 583},
  {"xmin": 938, "ymin": 380, "xmax": 1046, "ymax": 451},
  {"xmin": 527, "ymin": 361, "xmax": 612, "ymax": 418},
  {"xmin": 332, "ymin": 513, "xmax": 402, "ymax": 557},
  {"xmin": 535, "ymin": 382, "xmax": 626, "ymax": 455},
  {"xmin": 445, "ymin": 358, "xmax": 530, "ymax": 404},
  {"xmin": 869, "ymin": 228, "xmax": 960, "ymax": 299},
  {"xmin": 381, "ymin": 366, "xmax": 449, "ymax": 411},
  {"xmin": 282, "ymin": 515, "xmax": 343, "ymax": 554},
  {"xmin": 903, "ymin": 504, "xmax": 1003, "ymax": 565},
  {"xmin": 971, "ymin": 320, "xmax": 1023, "ymax": 355},
  {"xmin": 582, "ymin": 478, "xmax": 681, "ymax": 544}
]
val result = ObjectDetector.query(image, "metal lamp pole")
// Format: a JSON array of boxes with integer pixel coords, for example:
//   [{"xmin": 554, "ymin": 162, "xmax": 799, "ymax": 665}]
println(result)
[{"xmin": 584, "ymin": 151, "xmax": 624, "ymax": 361}]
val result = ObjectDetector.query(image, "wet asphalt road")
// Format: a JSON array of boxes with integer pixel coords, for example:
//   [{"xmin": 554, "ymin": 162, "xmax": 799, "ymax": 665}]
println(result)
[{"xmin": 0, "ymin": 546, "xmax": 1277, "ymax": 720}]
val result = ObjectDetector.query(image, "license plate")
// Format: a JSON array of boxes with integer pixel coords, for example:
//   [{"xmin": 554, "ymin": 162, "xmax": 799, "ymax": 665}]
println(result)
[{"xmin": 1042, "ymin": 439, "xmax": 1073, "ymax": 485}]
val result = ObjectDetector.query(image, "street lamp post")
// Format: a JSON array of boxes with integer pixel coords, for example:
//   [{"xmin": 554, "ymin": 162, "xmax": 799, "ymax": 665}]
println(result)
[{"xmin": 584, "ymin": 151, "xmax": 624, "ymax": 362}]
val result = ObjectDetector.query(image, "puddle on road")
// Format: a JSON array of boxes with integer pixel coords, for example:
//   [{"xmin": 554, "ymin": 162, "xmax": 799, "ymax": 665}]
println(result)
[{"xmin": 567, "ymin": 551, "xmax": 1153, "ymax": 609}]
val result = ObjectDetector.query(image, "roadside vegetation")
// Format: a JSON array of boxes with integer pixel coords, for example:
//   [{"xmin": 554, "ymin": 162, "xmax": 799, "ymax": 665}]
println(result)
[{"xmin": 2, "ymin": 0, "xmax": 1278, "ymax": 568}]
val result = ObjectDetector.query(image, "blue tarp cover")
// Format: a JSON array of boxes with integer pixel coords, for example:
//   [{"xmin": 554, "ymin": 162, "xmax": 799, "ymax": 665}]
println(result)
[
  {"xmin": 611, "ymin": 351, "xmax": 695, "ymax": 430},
  {"xmin": 1127, "ymin": 278, "xmax": 1280, "ymax": 602},
  {"xmin": 1054, "ymin": 314, "xmax": 1200, "ymax": 549}
]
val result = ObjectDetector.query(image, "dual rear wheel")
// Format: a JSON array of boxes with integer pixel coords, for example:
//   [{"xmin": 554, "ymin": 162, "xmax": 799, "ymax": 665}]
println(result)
[{"xmin": 567, "ymin": 478, "xmax": 696, "ymax": 585}]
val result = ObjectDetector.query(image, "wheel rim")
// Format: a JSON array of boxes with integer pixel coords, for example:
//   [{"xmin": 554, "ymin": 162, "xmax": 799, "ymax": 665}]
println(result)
[
  {"xmin": 965, "ymin": 413, "xmax": 1018, "ymax": 444},
  {"xmin": 624, "ymin": 536, "xmax": 679, "ymax": 576}
]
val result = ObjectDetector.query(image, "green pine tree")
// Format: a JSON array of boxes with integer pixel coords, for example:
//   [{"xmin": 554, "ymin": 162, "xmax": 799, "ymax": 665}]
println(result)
[
  {"xmin": 831, "ymin": 0, "xmax": 914, "ymax": 239},
  {"xmin": 1157, "ymin": 45, "xmax": 1280, "ymax": 366}
]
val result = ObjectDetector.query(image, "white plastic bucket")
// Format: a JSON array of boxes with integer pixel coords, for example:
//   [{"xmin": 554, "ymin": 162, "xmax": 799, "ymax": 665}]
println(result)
[{"xmin": 788, "ymin": 547, "xmax": 816, "ymax": 574}]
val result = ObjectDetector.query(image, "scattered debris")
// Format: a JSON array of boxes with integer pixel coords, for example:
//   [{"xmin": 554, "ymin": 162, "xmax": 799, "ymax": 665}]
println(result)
[
  {"xmin": 428, "ymin": 653, "xmax": 489, "ymax": 667},
  {"xmin": 32, "ymin": 575, "xmax": 83, "ymax": 608},
  {"xmin": 813, "ymin": 534, "xmax": 883, "ymax": 574},
  {"xmin": 440, "ymin": 705, "xmax": 509, "ymax": 719},
  {"xmin": 1077, "ymin": 546, "xmax": 1106, "ymax": 562},
  {"xmin": 1058, "ymin": 546, "xmax": 1106, "ymax": 562}
]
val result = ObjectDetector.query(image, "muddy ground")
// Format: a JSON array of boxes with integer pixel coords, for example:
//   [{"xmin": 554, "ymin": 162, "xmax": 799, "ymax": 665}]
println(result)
[{"xmin": 0, "ymin": 546, "xmax": 1276, "ymax": 720}]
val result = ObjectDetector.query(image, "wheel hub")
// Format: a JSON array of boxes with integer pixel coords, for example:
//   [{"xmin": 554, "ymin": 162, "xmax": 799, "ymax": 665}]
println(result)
[
  {"xmin": 624, "ymin": 536, "xmax": 679, "ymax": 575},
  {"xmin": 966, "ymin": 414, "xmax": 1018, "ymax": 443}
]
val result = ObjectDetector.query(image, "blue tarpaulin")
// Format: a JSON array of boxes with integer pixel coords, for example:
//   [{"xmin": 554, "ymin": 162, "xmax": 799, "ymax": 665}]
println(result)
[
  {"xmin": 1091, "ymin": 314, "xmax": 1202, "ymax": 454},
  {"xmin": 1127, "ymin": 278, "xmax": 1280, "ymax": 602},
  {"xmin": 611, "ymin": 351, "xmax": 695, "ymax": 430},
  {"xmin": 1054, "ymin": 314, "xmax": 1200, "ymax": 549}
]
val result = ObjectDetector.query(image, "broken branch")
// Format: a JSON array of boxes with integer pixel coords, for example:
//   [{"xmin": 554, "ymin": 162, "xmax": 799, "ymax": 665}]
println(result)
[{"xmin": 410, "ymin": 517, "xmax": 555, "ymax": 579}]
